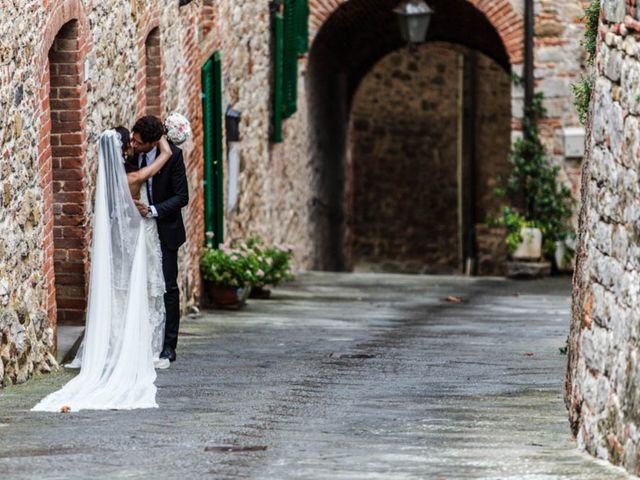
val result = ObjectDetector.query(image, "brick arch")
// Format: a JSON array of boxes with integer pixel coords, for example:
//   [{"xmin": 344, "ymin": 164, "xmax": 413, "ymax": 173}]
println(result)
[
  {"xmin": 201, "ymin": 0, "xmax": 215, "ymax": 38},
  {"xmin": 37, "ymin": 0, "xmax": 91, "ymax": 331},
  {"xmin": 144, "ymin": 28, "xmax": 163, "ymax": 117},
  {"xmin": 135, "ymin": 11, "xmax": 162, "ymax": 116},
  {"xmin": 309, "ymin": 0, "xmax": 524, "ymax": 64}
]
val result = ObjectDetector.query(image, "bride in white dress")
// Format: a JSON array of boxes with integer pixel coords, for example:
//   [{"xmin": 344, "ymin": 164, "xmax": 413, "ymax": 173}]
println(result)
[{"xmin": 32, "ymin": 129, "xmax": 172, "ymax": 412}]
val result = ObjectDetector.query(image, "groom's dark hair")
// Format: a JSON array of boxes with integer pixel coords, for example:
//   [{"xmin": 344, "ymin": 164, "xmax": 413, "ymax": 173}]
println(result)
[{"xmin": 132, "ymin": 115, "xmax": 166, "ymax": 143}]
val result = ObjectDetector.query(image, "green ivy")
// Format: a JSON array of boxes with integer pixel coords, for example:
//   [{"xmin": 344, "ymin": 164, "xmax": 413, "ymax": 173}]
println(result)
[
  {"xmin": 583, "ymin": 0, "xmax": 600, "ymax": 65},
  {"xmin": 572, "ymin": 0, "xmax": 599, "ymax": 125},
  {"xmin": 571, "ymin": 75, "xmax": 594, "ymax": 126}
]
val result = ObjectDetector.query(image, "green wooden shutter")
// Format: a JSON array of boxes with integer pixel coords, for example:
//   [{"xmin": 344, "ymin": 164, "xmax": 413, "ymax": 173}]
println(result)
[
  {"xmin": 282, "ymin": 0, "xmax": 298, "ymax": 118},
  {"xmin": 272, "ymin": 10, "xmax": 284, "ymax": 143},
  {"xmin": 296, "ymin": 0, "xmax": 309, "ymax": 56},
  {"xmin": 201, "ymin": 52, "xmax": 224, "ymax": 247},
  {"xmin": 212, "ymin": 52, "xmax": 224, "ymax": 247},
  {"xmin": 201, "ymin": 59, "xmax": 215, "ymax": 246}
]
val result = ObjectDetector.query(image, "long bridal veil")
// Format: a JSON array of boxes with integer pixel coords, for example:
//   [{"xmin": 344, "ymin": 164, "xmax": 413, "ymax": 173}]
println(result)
[{"xmin": 32, "ymin": 130, "xmax": 158, "ymax": 412}]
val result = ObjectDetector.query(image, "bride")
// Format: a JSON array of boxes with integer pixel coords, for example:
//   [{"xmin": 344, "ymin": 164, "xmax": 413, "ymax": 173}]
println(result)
[{"xmin": 32, "ymin": 129, "xmax": 173, "ymax": 412}]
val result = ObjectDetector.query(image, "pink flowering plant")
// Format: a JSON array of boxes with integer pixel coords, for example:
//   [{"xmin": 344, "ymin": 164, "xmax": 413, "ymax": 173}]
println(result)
[{"xmin": 244, "ymin": 236, "xmax": 294, "ymax": 288}]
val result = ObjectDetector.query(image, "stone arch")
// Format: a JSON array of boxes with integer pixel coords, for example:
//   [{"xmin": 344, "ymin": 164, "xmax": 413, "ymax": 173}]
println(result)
[
  {"xmin": 145, "ymin": 27, "xmax": 163, "ymax": 117},
  {"xmin": 306, "ymin": 0, "xmax": 517, "ymax": 272},
  {"xmin": 309, "ymin": 0, "xmax": 524, "ymax": 64},
  {"xmin": 37, "ymin": 0, "xmax": 91, "ymax": 329}
]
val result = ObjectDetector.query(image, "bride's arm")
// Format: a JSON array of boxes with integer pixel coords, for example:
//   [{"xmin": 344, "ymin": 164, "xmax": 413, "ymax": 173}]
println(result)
[{"xmin": 129, "ymin": 137, "xmax": 173, "ymax": 184}]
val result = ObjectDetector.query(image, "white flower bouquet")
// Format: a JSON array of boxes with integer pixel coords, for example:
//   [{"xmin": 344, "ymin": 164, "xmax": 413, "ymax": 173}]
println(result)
[{"xmin": 164, "ymin": 112, "xmax": 192, "ymax": 145}]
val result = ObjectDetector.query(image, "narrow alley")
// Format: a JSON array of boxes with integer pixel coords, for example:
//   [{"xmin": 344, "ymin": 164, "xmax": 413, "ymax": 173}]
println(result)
[{"xmin": 0, "ymin": 273, "xmax": 627, "ymax": 479}]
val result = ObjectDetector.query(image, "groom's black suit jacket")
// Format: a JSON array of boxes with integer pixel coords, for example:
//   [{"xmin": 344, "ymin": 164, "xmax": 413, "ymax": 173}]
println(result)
[{"xmin": 146, "ymin": 143, "xmax": 189, "ymax": 250}]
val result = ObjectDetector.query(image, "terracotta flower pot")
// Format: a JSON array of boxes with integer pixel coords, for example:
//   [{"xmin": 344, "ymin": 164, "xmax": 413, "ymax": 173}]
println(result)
[
  {"xmin": 249, "ymin": 286, "xmax": 272, "ymax": 300},
  {"xmin": 206, "ymin": 283, "xmax": 251, "ymax": 310}
]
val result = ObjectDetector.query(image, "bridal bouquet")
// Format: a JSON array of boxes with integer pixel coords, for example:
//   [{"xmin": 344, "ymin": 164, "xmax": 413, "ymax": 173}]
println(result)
[{"xmin": 164, "ymin": 112, "xmax": 192, "ymax": 145}]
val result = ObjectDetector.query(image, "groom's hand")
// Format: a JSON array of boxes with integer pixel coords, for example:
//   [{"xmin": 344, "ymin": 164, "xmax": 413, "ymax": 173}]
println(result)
[{"xmin": 134, "ymin": 200, "xmax": 149, "ymax": 218}]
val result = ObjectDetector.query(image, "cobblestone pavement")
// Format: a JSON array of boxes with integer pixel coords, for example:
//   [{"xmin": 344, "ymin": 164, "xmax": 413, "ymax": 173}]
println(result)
[{"xmin": 0, "ymin": 273, "xmax": 631, "ymax": 479}]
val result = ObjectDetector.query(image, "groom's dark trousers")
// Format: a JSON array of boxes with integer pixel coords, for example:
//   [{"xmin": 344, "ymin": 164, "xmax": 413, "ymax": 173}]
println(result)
[{"xmin": 148, "ymin": 142, "xmax": 189, "ymax": 350}]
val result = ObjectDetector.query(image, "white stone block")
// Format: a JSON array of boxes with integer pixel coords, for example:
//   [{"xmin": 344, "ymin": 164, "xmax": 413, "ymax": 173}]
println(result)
[
  {"xmin": 563, "ymin": 127, "xmax": 586, "ymax": 158},
  {"xmin": 603, "ymin": 0, "xmax": 626, "ymax": 23}
]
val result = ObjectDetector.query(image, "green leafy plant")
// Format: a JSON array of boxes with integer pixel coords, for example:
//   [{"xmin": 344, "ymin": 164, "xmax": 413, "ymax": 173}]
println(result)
[
  {"xmin": 559, "ymin": 336, "xmax": 569, "ymax": 355},
  {"xmin": 488, "ymin": 207, "xmax": 536, "ymax": 253},
  {"xmin": 583, "ymin": 0, "xmax": 600, "ymax": 65},
  {"xmin": 572, "ymin": 75, "xmax": 593, "ymax": 125},
  {"xmin": 490, "ymin": 93, "xmax": 574, "ymax": 257},
  {"xmin": 201, "ymin": 242, "xmax": 260, "ymax": 288},
  {"xmin": 572, "ymin": 0, "xmax": 599, "ymax": 125}
]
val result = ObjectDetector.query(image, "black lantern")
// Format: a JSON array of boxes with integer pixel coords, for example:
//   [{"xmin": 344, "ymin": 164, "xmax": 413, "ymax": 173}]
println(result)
[{"xmin": 393, "ymin": 0, "xmax": 434, "ymax": 44}]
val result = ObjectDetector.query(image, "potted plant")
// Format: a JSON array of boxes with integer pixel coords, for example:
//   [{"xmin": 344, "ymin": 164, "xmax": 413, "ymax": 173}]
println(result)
[
  {"xmin": 554, "ymin": 234, "xmax": 576, "ymax": 272},
  {"xmin": 200, "ymin": 243, "xmax": 259, "ymax": 309},
  {"xmin": 244, "ymin": 237, "xmax": 294, "ymax": 299},
  {"xmin": 492, "ymin": 207, "xmax": 542, "ymax": 260},
  {"xmin": 491, "ymin": 92, "xmax": 574, "ymax": 264}
]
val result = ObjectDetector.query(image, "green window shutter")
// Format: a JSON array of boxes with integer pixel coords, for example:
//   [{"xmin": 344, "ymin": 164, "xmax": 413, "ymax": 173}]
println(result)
[
  {"xmin": 201, "ymin": 52, "xmax": 224, "ymax": 247},
  {"xmin": 212, "ymin": 51, "xmax": 224, "ymax": 247},
  {"xmin": 272, "ymin": 10, "xmax": 284, "ymax": 143},
  {"xmin": 296, "ymin": 0, "xmax": 309, "ymax": 56},
  {"xmin": 282, "ymin": 0, "xmax": 298, "ymax": 119},
  {"xmin": 201, "ymin": 59, "xmax": 215, "ymax": 246}
]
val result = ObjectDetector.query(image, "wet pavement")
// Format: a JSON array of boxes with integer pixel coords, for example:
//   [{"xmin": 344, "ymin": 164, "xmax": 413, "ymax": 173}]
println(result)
[{"xmin": 0, "ymin": 272, "xmax": 631, "ymax": 479}]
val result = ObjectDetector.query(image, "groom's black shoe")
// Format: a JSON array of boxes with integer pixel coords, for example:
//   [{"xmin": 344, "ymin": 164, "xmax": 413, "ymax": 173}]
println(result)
[{"xmin": 160, "ymin": 346, "xmax": 176, "ymax": 362}]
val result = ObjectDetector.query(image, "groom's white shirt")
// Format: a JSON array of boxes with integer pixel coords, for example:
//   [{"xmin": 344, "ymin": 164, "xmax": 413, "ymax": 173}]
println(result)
[{"xmin": 139, "ymin": 147, "xmax": 159, "ymax": 218}]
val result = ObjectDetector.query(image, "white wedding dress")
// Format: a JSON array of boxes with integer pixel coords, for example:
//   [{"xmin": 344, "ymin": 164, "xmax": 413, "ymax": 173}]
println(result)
[{"xmin": 32, "ymin": 130, "xmax": 166, "ymax": 412}]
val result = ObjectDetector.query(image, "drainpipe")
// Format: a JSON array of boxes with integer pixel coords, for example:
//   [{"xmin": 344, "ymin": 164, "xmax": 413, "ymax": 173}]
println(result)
[{"xmin": 523, "ymin": 0, "xmax": 535, "ymax": 139}]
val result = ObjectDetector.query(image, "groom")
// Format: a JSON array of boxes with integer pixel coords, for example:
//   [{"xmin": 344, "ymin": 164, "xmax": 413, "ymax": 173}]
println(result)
[{"xmin": 132, "ymin": 115, "xmax": 189, "ymax": 364}]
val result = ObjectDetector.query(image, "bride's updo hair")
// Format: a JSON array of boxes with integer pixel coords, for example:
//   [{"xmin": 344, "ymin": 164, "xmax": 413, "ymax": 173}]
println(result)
[{"xmin": 115, "ymin": 126, "xmax": 138, "ymax": 173}]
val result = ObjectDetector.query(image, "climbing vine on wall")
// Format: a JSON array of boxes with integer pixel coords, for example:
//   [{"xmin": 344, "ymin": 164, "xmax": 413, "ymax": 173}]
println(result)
[{"xmin": 572, "ymin": 0, "xmax": 599, "ymax": 125}]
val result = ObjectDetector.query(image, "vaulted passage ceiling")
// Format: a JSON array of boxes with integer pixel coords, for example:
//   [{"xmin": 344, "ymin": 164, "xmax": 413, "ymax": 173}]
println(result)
[{"xmin": 310, "ymin": 0, "xmax": 511, "ymax": 101}]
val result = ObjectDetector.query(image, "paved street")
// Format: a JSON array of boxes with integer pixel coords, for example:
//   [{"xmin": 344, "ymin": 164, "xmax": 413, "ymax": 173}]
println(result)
[{"xmin": 0, "ymin": 273, "xmax": 630, "ymax": 479}]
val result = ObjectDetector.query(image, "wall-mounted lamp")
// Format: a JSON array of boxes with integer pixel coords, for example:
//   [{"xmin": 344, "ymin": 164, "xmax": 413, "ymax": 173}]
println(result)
[{"xmin": 393, "ymin": 0, "xmax": 434, "ymax": 44}]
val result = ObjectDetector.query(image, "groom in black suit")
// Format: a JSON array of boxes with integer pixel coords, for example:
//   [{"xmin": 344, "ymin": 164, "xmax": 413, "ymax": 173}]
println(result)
[{"xmin": 132, "ymin": 115, "xmax": 189, "ymax": 363}]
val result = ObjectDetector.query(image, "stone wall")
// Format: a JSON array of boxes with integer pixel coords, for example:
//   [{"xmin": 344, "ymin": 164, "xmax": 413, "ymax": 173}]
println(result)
[
  {"xmin": 567, "ymin": 1, "xmax": 640, "ymax": 474},
  {"xmin": 348, "ymin": 43, "xmax": 511, "ymax": 273},
  {"xmin": 0, "ymin": 0, "xmax": 314, "ymax": 387}
]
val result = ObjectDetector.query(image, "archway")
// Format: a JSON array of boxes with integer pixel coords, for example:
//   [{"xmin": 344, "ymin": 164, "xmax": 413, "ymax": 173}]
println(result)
[
  {"xmin": 48, "ymin": 19, "xmax": 88, "ymax": 325},
  {"xmin": 307, "ymin": 0, "xmax": 517, "ymax": 272},
  {"xmin": 145, "ymin": 27, "xmax": 163, "ymax": 117}
]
